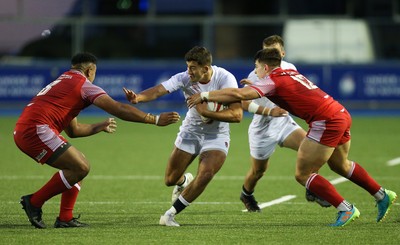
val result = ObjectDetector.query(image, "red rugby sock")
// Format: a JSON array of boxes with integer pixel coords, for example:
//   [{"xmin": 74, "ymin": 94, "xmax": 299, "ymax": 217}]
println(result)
[
  {"xmin": 30, "ymin": 171, "xmax": 70, "ymax": 208},
  {"xmin": 306, "ymin": 174, "xmax": 344, "ymax": 207},
  {"xmin": 347, "ymin": 162, "xmax": 381, "ymax": 195},
  {"xmin": 59, "ymin": 182, "xmax": 81, "ymax": 221}
]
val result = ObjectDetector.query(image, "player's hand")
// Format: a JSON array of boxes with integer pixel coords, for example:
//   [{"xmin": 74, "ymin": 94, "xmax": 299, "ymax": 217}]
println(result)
[
  {"xmin": 270, "ymin": 107, "xmax": 288, "ymax": 117},
  {"xmin": 123, "ymin": 87, "xmax": 139, "ymax": 104},
  {"xmin": 240, "ymin": 79, "xmax": 253, "ymax": 86},
  {"xmin": 103, "ymin": 118, "xmax": 117, "ymax": 133},
  {"xmin": 196, "ymin": 103, "xmax": 214, "ymax": 124},
  {"xmin": 195, "ymin": 102, "xmax": 207, "ymax": 116},
  {"xmin": 156, "ymin": 112, "xmax": 180, "ymax": 126},
  {"xmin": 186, "ymin": 93, "xmax": 202, "ymax": 108}
]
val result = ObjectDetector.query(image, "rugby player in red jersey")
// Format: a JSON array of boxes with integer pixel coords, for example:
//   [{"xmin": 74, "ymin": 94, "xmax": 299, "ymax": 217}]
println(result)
[
  {"xmin": 14, "ymin": 52, "xmax": 180, "ymax": 228},
  {"xmin": 187, "ymin": 48, "xmax": 397, "ymax": 227}
]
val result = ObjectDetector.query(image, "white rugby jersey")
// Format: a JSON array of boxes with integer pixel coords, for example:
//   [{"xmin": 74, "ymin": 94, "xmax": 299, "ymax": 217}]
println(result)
[{"xmin": 161, "ymin": 65, "xmax": 238, "ymax": 135}]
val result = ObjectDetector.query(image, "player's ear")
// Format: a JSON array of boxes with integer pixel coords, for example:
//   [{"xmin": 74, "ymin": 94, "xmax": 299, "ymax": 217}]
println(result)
[
  {"xmin": 264, "ymin": 64, "xmax": 270, "ymax": 73},
  {"xmin": 86, "ymin": 64, "xmax": 96, "ymax": 81},
  {"xmin": 83, "ymin": 68, "xmax": 89, "ymax": 78},
  {"xmin": 203, "ymin": 65, "xmax": 209, "ymax": 74}
]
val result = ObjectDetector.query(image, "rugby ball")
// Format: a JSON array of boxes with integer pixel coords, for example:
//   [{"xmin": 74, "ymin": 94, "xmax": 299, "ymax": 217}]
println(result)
[
  {"xmin": 207, "ymin": 101, "xmax": 225, "ymax": 112},
  {"xmin": 201, "ymin": 102, "xmax": 225, "ymax": 123}
]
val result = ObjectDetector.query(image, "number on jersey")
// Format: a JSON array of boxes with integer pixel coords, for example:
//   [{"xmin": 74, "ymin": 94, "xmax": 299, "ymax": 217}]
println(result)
[
  {"xmin": 37, "ymin": 79, "xmax": 62, "ymax": 96},
  {"xmin": 291, "ymin": 75, "xmax": 318, "ymax": 90}
]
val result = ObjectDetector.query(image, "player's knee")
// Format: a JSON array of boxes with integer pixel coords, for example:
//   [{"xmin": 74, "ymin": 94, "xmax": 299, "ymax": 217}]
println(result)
[
  {"xmin": 327, "ymin": 160, "xmax": 350, "ymax": 176},
  {"xmin": 164, "ymin": 179, "xmax": 174, "ymax": 187},
  {"xmin": 196, "ymin": 171, "xmax": 214, "ymax": 185},
  {"xmin": 294, "ymin": 173, "xmax": 307, "ymax": 185},
  {"xmin": 164, "ymin": 175, "xmax": 178, "ymax": 186},
  {"xmin": 75, "ymin": 161, "xmax": 90, "ymax": 180},
  {"xmin": 252, "ymin": 168, "xmax": 266, "ymax": 179}
]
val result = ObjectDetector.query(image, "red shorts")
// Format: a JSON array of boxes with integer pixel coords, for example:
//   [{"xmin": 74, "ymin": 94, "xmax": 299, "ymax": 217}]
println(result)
[
  {"xmin": 14, "ymin": 124, "xmax": 70, "ymax": 164},
  {"xmin": 306, "ymin": 109, "xmax": 352, "ymax": 147}
]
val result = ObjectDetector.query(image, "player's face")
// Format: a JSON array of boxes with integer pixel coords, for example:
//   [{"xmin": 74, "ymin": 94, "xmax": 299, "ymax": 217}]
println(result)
[
  {"xmin": 254, "ymin": 60, "xmax": 268, "ymax": 79},
  {"xmin": 186, "ymin": 61, "xmax": 207, "ymax": 83},
  {"xmin": 87, "ymin": 64, "xmax": 97, "ymax": 83}
]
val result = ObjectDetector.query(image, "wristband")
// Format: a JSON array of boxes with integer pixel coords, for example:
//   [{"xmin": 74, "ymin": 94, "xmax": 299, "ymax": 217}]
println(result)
[
  {"xmin": 200, "ymin": 92, "xmax": 209, "ymax": 102},
  {"xmin": 248, "ymin": 102, "xmax": 260, "ymax": 114},
  {"xmin": 155, "ymin": 115, "xmax": 160, "ymax": 125},
  {"xmin": 262, "ymin": 107, "xmax": 271, "ymax": 116},
  {"xmin": 144, "ymin": 113, "xmax": 156, "ymax": 124}
]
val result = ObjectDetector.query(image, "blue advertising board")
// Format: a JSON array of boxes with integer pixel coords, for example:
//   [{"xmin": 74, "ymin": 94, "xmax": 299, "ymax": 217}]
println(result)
[
  {"xmin": 330, "ymin": 65, "xmax": 400, "ymax": 101},
  {"xmin": 0, "ymin": 67, "xmax": 52, "ymax": 101},
  {"xmin": 1, "ymin": 62, "xmax": 399, "ymax": 113}
]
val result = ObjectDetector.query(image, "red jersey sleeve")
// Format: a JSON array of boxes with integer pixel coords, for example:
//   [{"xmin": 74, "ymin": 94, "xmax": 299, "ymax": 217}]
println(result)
[{"xmin": 81, "ymin": 81, "xmax": 106, "ymax": 103}]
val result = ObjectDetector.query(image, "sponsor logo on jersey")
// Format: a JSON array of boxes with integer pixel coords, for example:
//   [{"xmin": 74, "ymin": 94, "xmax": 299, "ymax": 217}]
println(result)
[{"xmin": 35, "ymin": 149, "xmax": 47, "ymax": 162}]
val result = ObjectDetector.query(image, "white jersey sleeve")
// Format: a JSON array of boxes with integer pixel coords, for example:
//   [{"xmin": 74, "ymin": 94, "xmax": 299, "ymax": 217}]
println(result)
[
  {"xmin": 281, "ymin": 60, "xmax": 296, "ymax": 70},
  {"xmin": 161, "ymin": 72, "xmax": 188, "ymax": 93}
]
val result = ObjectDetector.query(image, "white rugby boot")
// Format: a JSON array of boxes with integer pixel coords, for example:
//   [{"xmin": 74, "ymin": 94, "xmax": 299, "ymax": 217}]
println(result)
[{"xmin": 171, "ymin": 173, "xmax": 193, "ymax": 204}]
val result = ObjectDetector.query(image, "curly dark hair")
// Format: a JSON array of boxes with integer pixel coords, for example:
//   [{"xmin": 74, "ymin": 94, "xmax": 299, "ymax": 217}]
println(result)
[
  {"xmin": 71, "ymin": 52, "xmax": 97, "ymax": 66},
  {"xmin": 184, "ymin": 46, "xmax": 212, "ymax": 66}
]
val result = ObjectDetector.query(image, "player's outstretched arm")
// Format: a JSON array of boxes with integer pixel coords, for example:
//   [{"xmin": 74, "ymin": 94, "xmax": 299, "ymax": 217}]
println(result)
[
  {"xmin": 123, "ymin": 84, "xmax": 169, "ymax": 104},
  {"xmin": 157, "ymin": 112, "xmax": 181, "ymax": 126},
  {"xmin": 64, "ymin": 117, "xmax": 117, "ymax": 138},
  {"xmin": 123, "ymin": 87, "xmax": 139, "ymax": 104},
  {"xmin": 94, "ymin": 94, "xmax": 180, "ymax": 126}
]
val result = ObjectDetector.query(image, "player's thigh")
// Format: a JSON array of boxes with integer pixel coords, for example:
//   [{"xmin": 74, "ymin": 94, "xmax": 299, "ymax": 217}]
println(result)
[
  {"xmin": 47, "ymin": 145, "xmax": 89, "ymax": 172},
  {"xmin": 296, "ymin": 138, "xmax": 334, "ymax": 177},
  {"xmin": 198, "ymin": 150, "xmax": 226, "ymax": 177},
  {"xmin": 165, "ymin": 146, "xmax": 196, "ymax": 178},
  {"xmin": 197, "ymin": 134, "xmax": 229, "ymax": 177},
  {"xmin": 282, "ymin": 128, "xmax": 306, "ymax": 151}
]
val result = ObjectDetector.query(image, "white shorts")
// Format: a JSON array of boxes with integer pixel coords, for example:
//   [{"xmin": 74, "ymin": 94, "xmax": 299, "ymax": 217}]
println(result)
[
  {"xmin": 174, "ymin": 131, "xmax": 230, "ymax": 156},
  {"xmin": 248, "ymin": 116, "xmax": 301, "ymax": 160}
]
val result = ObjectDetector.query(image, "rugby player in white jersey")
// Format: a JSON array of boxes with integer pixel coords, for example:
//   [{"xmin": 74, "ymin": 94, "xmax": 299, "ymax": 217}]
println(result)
[
  {"xmin": 123, "ymin": 46, "xmax": 243, "ymax": 226},
  {"xmin": 239, "ymin": 35, "xmax": 330, "ymax": 211}
]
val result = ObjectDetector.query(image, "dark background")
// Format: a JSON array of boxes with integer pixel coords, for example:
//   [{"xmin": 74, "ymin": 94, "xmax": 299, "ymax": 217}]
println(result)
[{"xmin": 6, "ymin": 0, "xmax": 399, "ymax": 61}]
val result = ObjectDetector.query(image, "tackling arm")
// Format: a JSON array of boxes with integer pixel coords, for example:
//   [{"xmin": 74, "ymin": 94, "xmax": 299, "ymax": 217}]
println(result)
[
  {"xmin": 93, "ymin": 94, "xmax": 180, "ymax": 126},
  {"xmin": 242, "ymin": 100, "xmax": 288, "ymax": 117}
]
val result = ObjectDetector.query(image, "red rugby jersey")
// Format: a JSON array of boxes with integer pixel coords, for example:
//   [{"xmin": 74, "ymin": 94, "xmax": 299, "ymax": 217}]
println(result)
[
  {"xmin": 16, "ymin": 70, "xmax": 106, "ymax": 132},
  {"xmin": 250, "ymin": 67, "xmax": 344, "ymax": 123}
]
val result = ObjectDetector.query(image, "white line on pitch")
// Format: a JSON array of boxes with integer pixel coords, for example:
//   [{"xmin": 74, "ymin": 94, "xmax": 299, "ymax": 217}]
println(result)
[
  {"xmin": 241, "ymin": 177, "xmax": 348, "ymax": 212},
  {"xmin": 242, "ymin": 195, "xmax": 297, "ymax": 212},
  {"xmin": 329, "ymin": 177, "xmax": 348, "ymax": 185},
  {"xmin": 0, "ymin": 175, "xmax": 293, "ymax": 180},
  {"xmin": 1, "ymin": 175, "xmax": 394, "ymax": 181},
  {"xmin": 387, "ymin": 157, "xmax": 400, "ymax": 166}
]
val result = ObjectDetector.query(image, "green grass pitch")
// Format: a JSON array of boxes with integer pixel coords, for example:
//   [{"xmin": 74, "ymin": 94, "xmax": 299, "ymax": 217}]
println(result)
[{"xmin": 1, "ymin": 115, "xmax": 399, "ymax": 244}]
